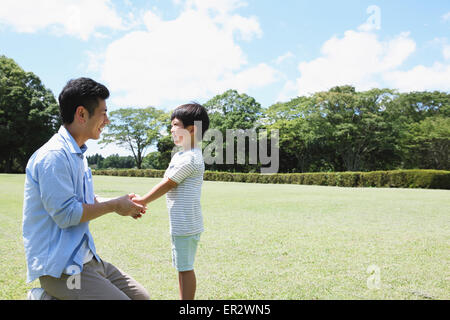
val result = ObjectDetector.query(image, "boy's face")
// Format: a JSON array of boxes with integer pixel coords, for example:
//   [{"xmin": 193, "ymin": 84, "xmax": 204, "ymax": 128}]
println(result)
[{"xmin": 171, "ymin": 117, "xmax": 192, "ymax": 146}]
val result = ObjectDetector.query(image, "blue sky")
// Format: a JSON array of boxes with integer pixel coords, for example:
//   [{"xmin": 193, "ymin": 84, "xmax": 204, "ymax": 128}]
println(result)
[{"xmin": 1, "ymin": 0, "xmax": 449, "ymax": 156}]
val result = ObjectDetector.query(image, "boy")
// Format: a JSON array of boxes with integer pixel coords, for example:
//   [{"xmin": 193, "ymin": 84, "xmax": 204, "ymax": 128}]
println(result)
[{"xmin": 132, "ymin": 103, "xmax": 209, "ymax": 300}]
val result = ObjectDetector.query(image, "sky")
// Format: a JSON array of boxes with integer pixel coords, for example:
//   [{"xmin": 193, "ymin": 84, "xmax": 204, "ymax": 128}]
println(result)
[{"xmin": 1, "ymin": 0, "xmax": 449, "ymax": 157}]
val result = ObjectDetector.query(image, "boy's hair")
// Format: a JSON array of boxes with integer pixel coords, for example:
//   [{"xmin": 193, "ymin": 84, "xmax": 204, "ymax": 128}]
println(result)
[
  {"xmin": 58, "ymin": 77, "xmax": 110, "ymax": 124},
  {"xmin": 171, "ymin": 103, "xmax": 210, "ymax": 139}
]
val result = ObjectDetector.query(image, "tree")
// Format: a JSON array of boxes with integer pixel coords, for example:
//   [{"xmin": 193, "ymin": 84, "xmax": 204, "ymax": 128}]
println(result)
[
  {"xmin": 99, "ymin": 107, "xmax": 168, "ymax": 169},
  {"xmin": 404, "ymin": 116, "xmax": 450, "ymax": 170},
  {"xmin": 385, "ymin": 91, "xmax": 450, "ymax": 169},
  {"xmin": 313, "ymin": 86, "xmax": 397, "ymax": 171},
  {"xmin": 203, "ymin": 89, "xmax": 263, "ymax": 172},
  {"xmin": 142, "ymin": 134, "xmax": 174, "ymax": 170},
  {"xmin": 0, "ymin": 55, "xmax": 60, "ymax": 172},
  {"xmin": 101, "ymin": 154, "xmax": 135, "ymax": 169},
  {"xmin": 87, "ymin": 153, "xmax": 104, "ymax": 169},
  {"xmin": 264, "ymin": 96, "xmax": 326, "ymax": 172}
]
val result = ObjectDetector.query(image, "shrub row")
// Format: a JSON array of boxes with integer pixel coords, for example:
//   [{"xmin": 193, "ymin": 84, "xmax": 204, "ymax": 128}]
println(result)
[
  {"xmin": 94, "ymin": 169, "xmax": 166, "ymax": 178},
  {"xmin": 92, "ymin": 169, "xmax": 450, "ymax": 189}
]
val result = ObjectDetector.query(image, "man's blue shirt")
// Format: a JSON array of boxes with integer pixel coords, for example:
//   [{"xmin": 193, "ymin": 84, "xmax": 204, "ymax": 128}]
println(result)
[{"xmin": 22, "ymin": 126, "xmax": 99, "ymax": 283}]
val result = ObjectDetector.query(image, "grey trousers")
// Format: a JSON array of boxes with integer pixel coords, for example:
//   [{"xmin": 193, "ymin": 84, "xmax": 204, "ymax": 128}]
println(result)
[{"xmin": 39, "ymin": 258, "xmax": 150, "ymax": 300}]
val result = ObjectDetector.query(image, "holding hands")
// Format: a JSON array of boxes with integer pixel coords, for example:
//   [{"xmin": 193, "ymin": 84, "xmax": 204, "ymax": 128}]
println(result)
[
  {"xmin": 117, "ymin": 177, "xmax": 177, "ymax": 220},
  {"xmin": 130, "ymin": 194, "xmax": 147, "ymax": 219},
  {"xmin": 113, "ymin": 193, "xmax": 147, "ymax": 220}
]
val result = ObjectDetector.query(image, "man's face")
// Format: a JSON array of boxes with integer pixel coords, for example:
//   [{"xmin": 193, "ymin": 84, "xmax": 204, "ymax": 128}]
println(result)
[{"xmin": 85, "ymin": 99, "xmax": 109, "ymax": 140}]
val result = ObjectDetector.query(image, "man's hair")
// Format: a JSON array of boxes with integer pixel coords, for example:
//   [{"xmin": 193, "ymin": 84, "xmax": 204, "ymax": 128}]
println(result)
[
  {"xmin": 58, "ymin": 77, "xmax": 110, "ymax": 124},
  {"xmin": 171, "ymin": 102, "xmax": 210, "ymax": 139}
]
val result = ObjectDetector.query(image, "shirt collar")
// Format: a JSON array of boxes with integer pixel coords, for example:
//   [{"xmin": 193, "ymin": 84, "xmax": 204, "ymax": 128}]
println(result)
[{"xmin": 58, "ymin": 126, "xmax": 88, "ymax": 155}]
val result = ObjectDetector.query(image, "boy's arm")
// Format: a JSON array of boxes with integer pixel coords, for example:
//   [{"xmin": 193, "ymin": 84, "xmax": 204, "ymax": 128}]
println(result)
[{"xmin": 133, "ymin": 177, "xmax": 178, "ymax": 205}]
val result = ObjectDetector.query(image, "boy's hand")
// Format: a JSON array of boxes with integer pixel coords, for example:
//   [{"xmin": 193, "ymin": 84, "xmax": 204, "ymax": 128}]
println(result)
[
  {"xmin": 131, "ymin": 195, "xmax": 146, "ymax": 206},
  {"xmin": 130, "ymin": 194, "xmax": 147, "ymax": 219}
]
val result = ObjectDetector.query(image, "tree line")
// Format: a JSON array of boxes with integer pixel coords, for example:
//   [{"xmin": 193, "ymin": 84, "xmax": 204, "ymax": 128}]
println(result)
[{"xmin": 2, "ymin": 55, "xmax": 449, "ymax": 173}]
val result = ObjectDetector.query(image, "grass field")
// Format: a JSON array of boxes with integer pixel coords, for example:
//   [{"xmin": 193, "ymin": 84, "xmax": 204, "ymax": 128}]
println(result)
[{"xmin": 0, "ymin": 173, "xmax": 449, "ymax": 300}]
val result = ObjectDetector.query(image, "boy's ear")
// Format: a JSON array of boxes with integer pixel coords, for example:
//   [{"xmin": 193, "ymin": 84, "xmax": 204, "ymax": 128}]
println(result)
[{"xmin": 185, "ymin": 124, "xmax": 195, "ymax": 134}]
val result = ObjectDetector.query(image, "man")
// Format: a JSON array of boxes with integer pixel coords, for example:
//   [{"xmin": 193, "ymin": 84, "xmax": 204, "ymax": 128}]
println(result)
[{"xmin": 23, "ymin": 77, "xmax": 150, "ymax": 300}]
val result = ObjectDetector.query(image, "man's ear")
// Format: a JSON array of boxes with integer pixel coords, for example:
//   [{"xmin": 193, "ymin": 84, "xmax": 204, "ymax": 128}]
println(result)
[{"xmin": 74, "ymin": 106, "xmax": 87, "ymax": 124}]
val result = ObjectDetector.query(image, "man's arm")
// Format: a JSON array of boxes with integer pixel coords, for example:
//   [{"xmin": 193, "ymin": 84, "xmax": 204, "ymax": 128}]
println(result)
[
  {"xmin": 80, "ymin": 194, "xmax": 146, "ymax": 223},
  {"xmin": 132, "ymin": 177, "xmax": 178, "ymax": 206},
  {"xmin": 38, "ymin": 151, "xmax": 146, "ymax": 228}
]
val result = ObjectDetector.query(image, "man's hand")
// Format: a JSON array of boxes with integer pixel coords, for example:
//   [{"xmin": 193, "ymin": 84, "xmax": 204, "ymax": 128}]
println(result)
[{"xmin": 113, "ymin": 193, "xmax": 147, "ymax": 219}]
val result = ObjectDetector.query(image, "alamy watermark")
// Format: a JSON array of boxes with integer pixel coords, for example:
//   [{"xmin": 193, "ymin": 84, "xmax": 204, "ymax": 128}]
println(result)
[
  {"xmin": 359, "ymin": 5, "xmax": 381, "ymax": 31},
  {"xmin": 66, "ymin": 265, "xmax": 81, "ymax": 290},
  {"xmin": 366, "ymin": 264, "xmax": 381, "ymax": 290},
  {"xmin": 366, "ymin": 5, "xmax": 381, "ymax": 30}
]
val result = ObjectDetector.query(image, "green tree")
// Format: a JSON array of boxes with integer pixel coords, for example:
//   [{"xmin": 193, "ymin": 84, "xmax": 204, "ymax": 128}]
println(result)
[
  {"xmin": 203, "ymin": 89, "xmax": 263, "ymax": 172},
  {"xmin": 204, "ymin": 89, "xmax": 263, "ymax": 132},
  {"xmin": 0, "ymin": 55, "xmax": 60, "ymax": 173},
  {"xmin": 264, "ymin": 96, "xmax": 326, "ymax": 172},
  {"xmin": 100, "ymin": 107, "xmax": 168, "ymax": 169},
  {"xmin": 386, "ymin": 91, "xmax": 450, "ymax": 169},
  {"xmin": 101, "ymin": 154, "xmax": 135, "ymax": 169},
  {"xmin": 313, "ymin": 86, "xmax": 397, "ymax": 171},
  {"xmin": 142, "ymin": 134, "xmax": 174, "ymax": 170},
  {"xmin": 87, "ymin": 153, "xmax": 105, "ymax": 169},
  {"xmin": 404, "ymin": 116, "xmax": 450, "ymax": 170}
]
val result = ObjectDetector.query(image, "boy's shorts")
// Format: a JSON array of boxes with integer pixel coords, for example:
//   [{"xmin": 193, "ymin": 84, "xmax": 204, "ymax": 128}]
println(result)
[{"xmin": 171, "ymin": 233, "xmax": 201, "ymax": 272}]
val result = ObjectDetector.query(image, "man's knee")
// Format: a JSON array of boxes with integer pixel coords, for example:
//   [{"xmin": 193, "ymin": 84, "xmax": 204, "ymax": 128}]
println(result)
[{"xmin": 129, "ymin": 284, "xmax": 150, "ymax": 300}]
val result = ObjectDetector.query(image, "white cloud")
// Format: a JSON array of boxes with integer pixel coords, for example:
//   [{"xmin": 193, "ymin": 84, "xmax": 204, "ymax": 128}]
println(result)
[
  {"xmin": 99, "ymin": 4, "xmax": 277, "ymax": 107},
  {"xmin": 182, "ymin": 0, "xmax": 261, "ymax": 41},
  {"xmin": 275, "ymin": 51, "xmax": 295, "ymax": 65},
  {"xmin": 142, "ymin": 10, "xmax": 163, "ymax": 31},
  {"xmin": 294, "ymin": 29, "xmax": 416, "ymax": 95},
  {"xmin": 184, "ymin": 0, "xmax": 247, "ymax": 14},
  {"xmin": 224, "ymin": 14, "xmax": 262, "ymax": 41},
  {"xmin": 382, "ymin": 39, "xmax": 450, "ymax": 92},
  {"xmin": 276, "ymin": 80, "xmax": 298, "ymax": 102},
  {"xmin": 83, "ymin": 51, "xmax": 105, "ymax": 73},
  {"xmin": 384, "ymin": 63, "xmax": 450, "ymax": 92},
  {"xmin": 220, "ymin": 63, "xmax": 279, "ymax": 92},
  {"xmin": 443, "ymin": 12, "xmax": 450, "ymax": 21},
  {"xmin": 0, "ymin": 0, "xmax": 124, "ymax": 40},
  {"xmin": 443, "ymin": 45, "xmax": 450, "ymax": 60}
]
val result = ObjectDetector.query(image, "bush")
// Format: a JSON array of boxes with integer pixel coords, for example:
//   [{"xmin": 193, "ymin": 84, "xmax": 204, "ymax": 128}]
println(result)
[{"xmin": 92, "ymin": 169, "xmax": 450, "ymax": 189}]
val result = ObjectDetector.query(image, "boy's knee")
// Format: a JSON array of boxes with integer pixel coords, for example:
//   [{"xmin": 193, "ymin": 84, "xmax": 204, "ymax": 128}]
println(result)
[{"xmin": 179, "ymin": 269, "xmax": 194, "ymax": 274}]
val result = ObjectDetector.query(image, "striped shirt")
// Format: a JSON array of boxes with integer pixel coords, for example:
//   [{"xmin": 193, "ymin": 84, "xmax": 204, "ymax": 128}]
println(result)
[{"xmin": 164, "ymin": 147, "xmax": 204, "ymax": 236}]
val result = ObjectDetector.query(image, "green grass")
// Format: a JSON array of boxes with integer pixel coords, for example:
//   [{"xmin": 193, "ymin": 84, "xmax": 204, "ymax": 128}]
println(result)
[{"xmin": 1, "ymin": 173, "xmax": 449, "ymax": 300}]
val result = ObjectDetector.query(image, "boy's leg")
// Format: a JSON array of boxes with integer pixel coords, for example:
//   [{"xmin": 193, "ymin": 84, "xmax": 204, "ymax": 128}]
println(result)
[
  {"xmin": 171, "ymin": 233, "xmax": 201, "ymax": 300},
  {"xmin": 178, "ymin": 270, "xmax": 196, "ymax": 300}
]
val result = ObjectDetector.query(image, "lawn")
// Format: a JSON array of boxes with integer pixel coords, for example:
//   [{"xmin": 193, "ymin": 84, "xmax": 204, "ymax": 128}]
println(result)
[{"xmin": 0, "ymin": 173, "xmax": 449, "ymax": 300}]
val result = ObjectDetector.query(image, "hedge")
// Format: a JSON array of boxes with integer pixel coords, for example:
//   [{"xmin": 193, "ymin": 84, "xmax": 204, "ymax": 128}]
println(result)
[{"xmin": 92, "ymin": 169, "xmax": 450, "ymax": 189}]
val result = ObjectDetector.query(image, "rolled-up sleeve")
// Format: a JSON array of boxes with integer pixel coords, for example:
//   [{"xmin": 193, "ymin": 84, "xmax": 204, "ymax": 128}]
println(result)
[
  {"xmin": 38, "ymin": 151, "xmax": 83, "ymax": 229},
  {"xmin": 166, "ymin": 155, "xmax": 196, "ymax": 184}
]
